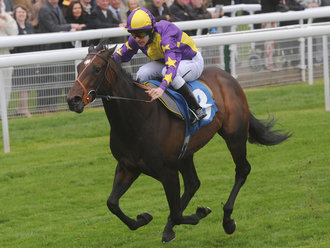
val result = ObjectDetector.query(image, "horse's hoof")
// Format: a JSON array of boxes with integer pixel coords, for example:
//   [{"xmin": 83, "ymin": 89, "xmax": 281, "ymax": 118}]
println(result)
[
  {"xmin": 162, "ymin": 230, "xmax": 176, "ymax": 244},
  {"xmin": 223, "ymin": 219, "xmax": 236, "ymax": 235},
  {"xmin": 196, "ymin": 206, "xmax": 212, "ymax": 219},
  {"xmin": 137, "ymin": 212, "xmax": 153, "ymax": 225}
]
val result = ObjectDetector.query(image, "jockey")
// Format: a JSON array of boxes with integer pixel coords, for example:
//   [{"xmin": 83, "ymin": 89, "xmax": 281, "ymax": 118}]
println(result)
[{"xmin": 113, "ymin": 7, "xmax": 206, "ymax": 124}]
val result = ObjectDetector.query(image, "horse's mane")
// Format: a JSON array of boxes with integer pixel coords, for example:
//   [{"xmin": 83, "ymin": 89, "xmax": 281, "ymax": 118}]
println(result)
[
  {"xmin": 113, "ymin": 58, "xmax": 135, "ymax": 84},
  {"xmin": 95, "ymin": 39, "xmax": 135, "ymax": 85}
]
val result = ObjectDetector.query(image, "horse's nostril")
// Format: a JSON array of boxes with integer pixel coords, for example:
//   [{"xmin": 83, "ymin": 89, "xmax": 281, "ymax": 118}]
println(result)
[
  {"xmin": 70, "ymin": 96, "xmax": 82, "ymax": 103},
  {"xmin": 74, "ymin": 96, "xmax": 82, "ymax": 102},
  {"xmin": 67, "ymin": 95, "xmax": 84, "ymax": 113},
  {"xmin": 67, "ymin": 96, "xmax": 82, "ymax": 107}
]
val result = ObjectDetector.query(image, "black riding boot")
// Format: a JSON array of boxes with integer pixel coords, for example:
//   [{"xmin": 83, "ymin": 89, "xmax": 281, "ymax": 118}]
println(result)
[{"xmin": 177, "ymin": 84, "xmax": 207, "ymax": 124}]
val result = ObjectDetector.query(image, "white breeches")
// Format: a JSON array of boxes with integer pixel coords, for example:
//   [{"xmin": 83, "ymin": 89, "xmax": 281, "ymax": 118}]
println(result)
[{"xmin": 136, "ymin": 52, "xmax": 204, "ymax": 90}]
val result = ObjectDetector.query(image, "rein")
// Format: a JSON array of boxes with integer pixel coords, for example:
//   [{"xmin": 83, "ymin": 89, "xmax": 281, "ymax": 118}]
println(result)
[
  {"xmin": 76, "ymin": 49, "xmax": 152, "ymax": 105},
  {"xmin": 97, "ymin": 82, "xmax": 153, "ymax": 103}
]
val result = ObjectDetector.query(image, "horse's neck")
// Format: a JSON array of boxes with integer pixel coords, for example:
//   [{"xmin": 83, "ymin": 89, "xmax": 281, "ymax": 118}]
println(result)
[
  {"xmin": 112, "ymin": 64, "xmax": 138, "ymax": 100},
  {"xmin": 104, "ymin": 69, "xmax": 152, "ymax": 136},
  {"xmin": 103, "ymin": 97, "xmax": 153, "ymax": 144}
]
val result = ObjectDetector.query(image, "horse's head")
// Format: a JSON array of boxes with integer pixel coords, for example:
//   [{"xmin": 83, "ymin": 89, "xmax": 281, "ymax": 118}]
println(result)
[{"xmin": 67, "ymin": 39, "xmax": 117, "ymax": 113}]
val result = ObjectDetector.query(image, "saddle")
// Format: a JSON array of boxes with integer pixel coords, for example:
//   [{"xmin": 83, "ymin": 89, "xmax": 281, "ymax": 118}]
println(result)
[
  {"xmin": 144, "ymin": 81, "xmax": 184, "ymax": 120},
  {"xmin": 143, "ymin": 80, "xmax": 218, "ymax": 158}
]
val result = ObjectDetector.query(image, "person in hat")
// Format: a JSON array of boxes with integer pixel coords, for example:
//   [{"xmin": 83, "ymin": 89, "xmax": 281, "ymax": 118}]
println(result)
[{"xmin": 113, "ymin": 7, "xmax": 206, "ymax": 124}]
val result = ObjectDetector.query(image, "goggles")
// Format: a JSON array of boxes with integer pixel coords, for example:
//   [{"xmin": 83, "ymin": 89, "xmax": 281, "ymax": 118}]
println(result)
[{"xmin": 131, "ymin": 32, "xmax": 148, "ymax": 39}]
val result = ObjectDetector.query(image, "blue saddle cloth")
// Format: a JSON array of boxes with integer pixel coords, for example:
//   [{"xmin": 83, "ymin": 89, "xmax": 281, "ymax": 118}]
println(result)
[{"xmin": 147, "ymin": 80, "xmax": 218, "ymax": 158}]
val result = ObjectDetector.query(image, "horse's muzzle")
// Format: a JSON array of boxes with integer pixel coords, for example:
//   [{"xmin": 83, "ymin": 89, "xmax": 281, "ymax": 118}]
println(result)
[{"xmin": 67, "ymin": 96, "xmax": 85, "ymax": 113}]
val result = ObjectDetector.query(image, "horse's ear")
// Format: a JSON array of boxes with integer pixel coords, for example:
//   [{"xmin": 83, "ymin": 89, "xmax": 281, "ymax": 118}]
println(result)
[
  {"xmin": 96, "ymin": 38, "xmax": 112, "ymax": 51},
  {"xmin": 108, "ymin": 45, "xmax": 117, "ymax": 57},
  {"xmin": 88, "ymin": 44, "xmax": 96, "ymax": 53}
]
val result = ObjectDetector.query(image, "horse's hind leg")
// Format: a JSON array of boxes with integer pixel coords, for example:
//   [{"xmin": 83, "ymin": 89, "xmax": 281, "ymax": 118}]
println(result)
[
  {"xmin": 107, "ymin": 162, "xmax": 153, "ymax": 230},
  {"xmin": 221, "ymin": 134, "xmax": 251, "ymax": 235},
  {"xmin": 162, "ymin": 156, "xmax": 211, "ymax": 243}
]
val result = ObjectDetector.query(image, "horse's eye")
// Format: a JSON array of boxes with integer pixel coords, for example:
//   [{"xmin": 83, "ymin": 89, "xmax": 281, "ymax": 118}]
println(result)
[{"xmin": 95, "ymin": 67, "xmax": 102, "ymax": 73}]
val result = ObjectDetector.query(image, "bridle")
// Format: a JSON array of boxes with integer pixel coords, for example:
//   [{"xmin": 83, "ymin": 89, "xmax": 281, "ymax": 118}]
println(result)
[
  {"xmin": 75, "ymin": 49, "xmax": 152, "ymax": 105},
  {"xmin": 75, "ymin": 49, "xmax": 112, "ymax": 105}
]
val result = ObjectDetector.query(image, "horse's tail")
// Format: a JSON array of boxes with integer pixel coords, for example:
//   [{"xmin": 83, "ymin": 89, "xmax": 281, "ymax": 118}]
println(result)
[{"xmin": 248, "ymin": 113, "xmax": 291, "ymax": 146}]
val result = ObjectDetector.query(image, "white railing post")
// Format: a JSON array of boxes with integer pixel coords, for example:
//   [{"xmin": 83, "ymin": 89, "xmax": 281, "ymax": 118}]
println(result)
[
  {"xmin": 307, "ymin": 37, "xmax": 314, "ymax": 85},
  {"xmin": 230, "ymin": 44, "xmax": 237, "ymax": 78},
  {"xmin": 299, "ymin": 19, "xmax": 306, "ymax": 82},
  {"xmin": 299, "ymin": 37, "xmax": 306, "ymax": 82},
  {"xmin": 322, "ymin": 35, "xmax": 330, "ymax": 111},
  {"xmin": 0, "ymin": 70, "xmax": 10, "ymax": 153},
  {"xmin": 230, "ymin": 25, "xmax": 237, "ymax": 78}
]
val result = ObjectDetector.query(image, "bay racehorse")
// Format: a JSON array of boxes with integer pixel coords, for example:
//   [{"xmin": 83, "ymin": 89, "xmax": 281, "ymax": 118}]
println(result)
[{"xmin": 67, "ymin": 40, "xmax": 291, "ymax": 243}]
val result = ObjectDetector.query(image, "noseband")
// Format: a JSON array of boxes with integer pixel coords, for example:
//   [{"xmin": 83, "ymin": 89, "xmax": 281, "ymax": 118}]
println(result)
[
  {"xmin": 76, "ymin": 49, "xmax": 153, "ymax": 105},
  {"xmin": 76, "ymin": 49, "xmax": 111, "ymax": 105}
]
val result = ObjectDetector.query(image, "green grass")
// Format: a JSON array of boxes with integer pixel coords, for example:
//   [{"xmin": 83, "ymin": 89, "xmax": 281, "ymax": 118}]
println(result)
[{"xmin": 0, "ymin": 80, "xmax": 329, "ymax": 247}]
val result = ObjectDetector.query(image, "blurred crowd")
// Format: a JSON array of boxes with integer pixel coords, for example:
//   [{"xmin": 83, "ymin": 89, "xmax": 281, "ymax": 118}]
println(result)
[
  {"xmin": 0, "ymin": 0, "xmax": 325, "ymax": 42},
  {"xmin": 1, "ymin": 0, "xmax": 329, "ymax": 52},
  {"xmin": 0, "ymin": 0, "xmax": 329, "ymax": 117}
]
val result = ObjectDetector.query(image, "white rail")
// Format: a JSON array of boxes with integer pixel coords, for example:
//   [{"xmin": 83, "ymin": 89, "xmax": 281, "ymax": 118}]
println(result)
[
  {"xmin": 0, "ymin": 24, "xmax": 328, "ymax": 67},
  {"xmin": 0, "ymin": 6, "xmax": 329, "ymax": 49}
]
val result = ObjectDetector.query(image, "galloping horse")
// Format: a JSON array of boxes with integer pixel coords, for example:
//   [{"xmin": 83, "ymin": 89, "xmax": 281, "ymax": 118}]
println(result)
[{"xmin": 67, "ymin": 40, "xmax": 290, "ymax": 243}]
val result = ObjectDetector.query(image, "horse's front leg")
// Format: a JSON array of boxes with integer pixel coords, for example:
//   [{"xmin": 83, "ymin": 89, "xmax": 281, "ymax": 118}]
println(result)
[
  {"xmin": 107, "ymin": 162, "xmax": 153, "ymax": 230},
  {"xmin": 162, "ymin": 156, "xmax": 211, "ymax": 243},
  {"xmin": 161, "ymin": 165, "xmax": 210, "ymax": 243}
]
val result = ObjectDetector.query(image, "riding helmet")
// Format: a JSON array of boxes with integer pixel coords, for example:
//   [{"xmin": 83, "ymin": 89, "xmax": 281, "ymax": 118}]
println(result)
[{"xmin": 126, "ymin": 8, "xmax": 156, "ymax": 33}]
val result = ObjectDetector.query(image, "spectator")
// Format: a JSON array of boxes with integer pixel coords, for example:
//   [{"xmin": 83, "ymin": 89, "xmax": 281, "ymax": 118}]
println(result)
[
  {"xmin": 28, "ymin": 0, "xmax": 46, "ymax": 33},
  {"xmin": 89, "ymin": 0, "xmax": 126, "ymax": 44},
  {"xmin": 279, "ymin": 0, "xmax": 305, "ymax": 68},
  {"xmin": 65, "ymin": 0, "xmax": 90, "ymax": 45},
  {"xmin": 37, "ymin": 0, "xmax": 84, "ymax": 113},
  {"xmin": 11, "ymin": 4, "xmax": 39, "ymax": 117},
  {"xmin": 126, "ymin": 0, "xmax": 139, "ymax": 17},
  {"xmin": 109, "ymin": 0, "xmax": 126, "ymax": 24},
  {"xmin": 188, "ymin": 0, "xmax": 221, "ymax": 34},
  {"xmin": 211, "ymin": 0, "xmax": 231, "ymax": 15},
  {"xmin": 260, "ymin": 0, "xmax": 280, "ymax": 71},
  {"xmin": 300, "ymin": 0, "xmax": 321, "ymax": 8},
  {"xmin": 147, "ymin": 0, "xmax": 173, "ymax": 22},
  {"xmin": 108, "ymin": 0, "xmax": 127, "ymax": 43},
  {"xmin": 321, "ymin": 0, "xmax": 330, "ymax": 6},
  {"xmin": 39, "ymin": 0, "xmax": 85, "ymax": 48},
  {"xmin": 319, "ymin": 0, "xmax": 330, "ymax": 21},
  {"xmin": 38, "ymin": 0, "xmax": 84, "ymax": 40},
  {"xmin": 261, "ymin": 0, "xmax": 280, "ymax": 12},
  {"xmin": 80, "ymin": 0, "xmax": 92, "ymax": 14},
  {"xmin": 64, "ymin": 0, "xmax": 89, "ymax": 28},
  {"xmin": 169, "ymin": 0, "xmax": 195, "ymax": 35},
  {"xmin": 190, "ymin": 0, "xmax": 221, "ymax": 19},
  {"xmin": 2, "ymin": 0, "xmax": 14, "ymax": 13},
  {"xmin": 169, "ymin": 0, "xmax": 194, "ymax": 21},
  {"xmin": 89, "ymin": 0, "xmax": 125, "ymax": 29},
  {"xmin": 209, "ymin": 0, "xmax": 232, "ymax": 72},
  {"xmin": 0, "ymin": 0, "xmax": 18, "ymax": 117},
  {"xmin": 301, "ymin": 0, "xmax": 323, "ymax": 64}
]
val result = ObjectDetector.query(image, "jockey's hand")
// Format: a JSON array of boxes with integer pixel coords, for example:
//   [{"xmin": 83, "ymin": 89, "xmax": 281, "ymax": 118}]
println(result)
[{"xmin": 146, "ymin": 87, "xmax": 165, "ymax": 101}]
